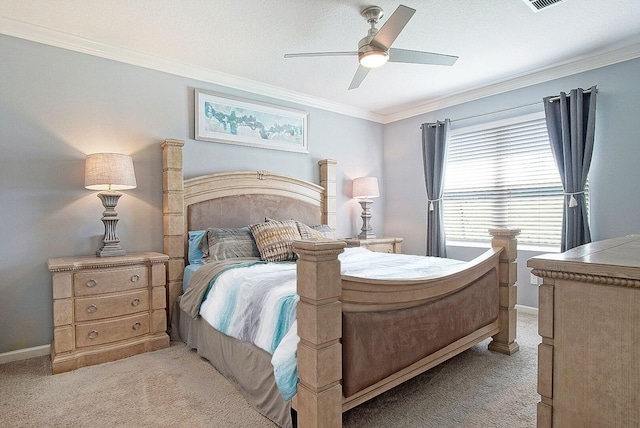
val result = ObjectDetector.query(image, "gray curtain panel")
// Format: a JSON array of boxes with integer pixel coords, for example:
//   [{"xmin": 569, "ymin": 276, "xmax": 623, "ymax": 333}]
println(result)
[
  {"xmin": 421, "ymin": 119, "xmax": 450, "ymax": 257},
  {"xmin": 543, "ymin": 86, "xmax": 597, "ymax": 252}
]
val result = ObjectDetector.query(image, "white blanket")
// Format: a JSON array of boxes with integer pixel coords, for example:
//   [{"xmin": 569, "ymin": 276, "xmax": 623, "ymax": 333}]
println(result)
[{"xmin": 198, "ymin": 247, "xmax": 464, "ymax": 401}]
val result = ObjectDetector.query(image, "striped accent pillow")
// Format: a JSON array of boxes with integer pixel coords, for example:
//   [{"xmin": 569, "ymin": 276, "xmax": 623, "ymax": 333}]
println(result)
[
  {"xmin": 249, "ymin": 220, "xmax": 302, "ymax": 262},
  {"xmin": 200, "ymin": 227, "xmax": 260, "ymax": 262}
]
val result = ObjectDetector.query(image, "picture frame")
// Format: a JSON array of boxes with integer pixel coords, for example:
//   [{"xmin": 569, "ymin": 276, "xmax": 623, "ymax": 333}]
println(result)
[{"xmin": 195, "ymin": 89, "xmax": 309, "ymax": 153}]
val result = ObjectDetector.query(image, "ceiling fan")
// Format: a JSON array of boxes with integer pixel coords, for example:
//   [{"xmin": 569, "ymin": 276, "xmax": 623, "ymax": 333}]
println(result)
[{"xmin": 284, "ymin": 4, "xmax": 458, "ymax": 90}]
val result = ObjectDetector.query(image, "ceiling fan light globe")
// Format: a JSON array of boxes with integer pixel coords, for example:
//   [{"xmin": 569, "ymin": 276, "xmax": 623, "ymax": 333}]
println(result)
[{"xmin": 359, "ymin": 51, "xmax": 388, "ymax": 68}]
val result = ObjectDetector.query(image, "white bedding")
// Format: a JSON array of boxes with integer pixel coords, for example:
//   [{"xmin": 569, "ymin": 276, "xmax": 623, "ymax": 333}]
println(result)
[{"xmin": 192, "ymin": 247, "xmax": 464, "ymax": 401}]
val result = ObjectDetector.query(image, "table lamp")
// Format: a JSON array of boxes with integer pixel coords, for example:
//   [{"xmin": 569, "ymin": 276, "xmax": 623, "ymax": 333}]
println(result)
[
  {"xmin": 352, "ymin": 176, "xmax": 379, "ymax": 239},
  {"xmin": 85, "ymin": 153, "xmax": 137, "ymax": 257}
]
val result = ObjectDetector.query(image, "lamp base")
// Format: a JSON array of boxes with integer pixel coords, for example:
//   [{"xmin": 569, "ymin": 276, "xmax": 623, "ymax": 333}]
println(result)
[
  {"xmin": 358, "ymin": 230, "xmax": 377, "ymax": 239},
  {"xmin": 96, "ymin": 191, "xmax": 126, "ymax": 258},
  {"xmin": 96, "ymin": 245, "xmax": 126, "ymax": 258},
  {"xmin": 358, "ymin": 199, "xmax": 376, "ymax": 239}
]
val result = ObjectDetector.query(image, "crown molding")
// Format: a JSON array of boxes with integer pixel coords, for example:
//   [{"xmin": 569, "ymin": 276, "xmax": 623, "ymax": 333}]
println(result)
[
  {"xmin": 383, "ymin": 41, "xmax": 640, "ymax": 124},
  {"xmin": 0, "ymin": 16, "xmax": 384, "ymax": 123},
  {"xmin": 2, "ymin": 16, "xmax": 639, "ymax": 125}
]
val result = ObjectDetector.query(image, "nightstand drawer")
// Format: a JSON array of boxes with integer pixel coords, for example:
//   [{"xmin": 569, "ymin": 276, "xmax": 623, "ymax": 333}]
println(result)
[
  {"xmin": 74, "ymin": 289, "xmax": 149, "ymax": 322},
  {"xmin": 76, "ymin": 313, "xmax": 150, "ymax": 348},
  {"xmin": 74, "ymin": 266, "xmax": 148, "ymax": 296}
]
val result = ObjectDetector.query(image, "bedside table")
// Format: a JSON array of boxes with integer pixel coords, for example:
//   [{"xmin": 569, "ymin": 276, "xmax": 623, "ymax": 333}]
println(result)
[
  {"xmin": 342, "ymin": 237, "xmax": 403, "ymax": 254},
  {"xmin": 47, "ymin": 252, "xmax": 170, "ymax": 374}
]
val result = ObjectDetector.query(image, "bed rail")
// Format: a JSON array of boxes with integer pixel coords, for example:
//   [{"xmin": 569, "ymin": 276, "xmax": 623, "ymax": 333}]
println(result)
[{"xmin": 341, "ymin": 247, "xmax": 502, "ymax": 312}]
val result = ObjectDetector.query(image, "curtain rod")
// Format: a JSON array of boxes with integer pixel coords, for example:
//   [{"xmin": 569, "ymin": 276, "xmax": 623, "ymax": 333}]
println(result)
[
  {"xmin": 448, "ymin": 100, "xmax": 540, "ymax": 125},
  {"xmin": 546, "ymin": 87, "xmax": 596, "ymax": 102},
  {"xmin": 425, "ymin": 87, "xmax": 597, "ymax": 127}
]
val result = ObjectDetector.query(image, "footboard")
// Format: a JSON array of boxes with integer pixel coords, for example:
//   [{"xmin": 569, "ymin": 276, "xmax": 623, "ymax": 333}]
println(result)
[{"xmin": 292, "ymin": 228, "xmax": 520, "ymax": 428}]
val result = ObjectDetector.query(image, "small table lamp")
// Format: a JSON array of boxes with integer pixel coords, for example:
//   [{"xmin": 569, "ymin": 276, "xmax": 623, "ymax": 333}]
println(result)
[
  {"xmin": 85, "ymin": 153, "xmax": 137, "ymax": 257},
  {"xmin": 352, "ymin": 176, "xmax": 379, "ymax": 239}
]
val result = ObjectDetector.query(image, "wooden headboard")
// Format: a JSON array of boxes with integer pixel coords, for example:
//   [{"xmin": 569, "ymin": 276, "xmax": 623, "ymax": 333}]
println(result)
[{"xmin": 161, "ymin": 139, "xmax": 337, "ymax": 320}]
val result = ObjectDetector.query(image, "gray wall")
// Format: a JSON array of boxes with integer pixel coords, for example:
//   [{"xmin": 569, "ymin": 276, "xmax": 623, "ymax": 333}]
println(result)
[
  {"xmin": 0, "ymin": 35, "xmax": 382, "ymax": 354},
  {"xmin": 384, "ymin": 57, "xmax": 640, "ymax": 308},
  {"xmin": 2, "ymin": 31, "xmax": 639, "ymax": 353}
]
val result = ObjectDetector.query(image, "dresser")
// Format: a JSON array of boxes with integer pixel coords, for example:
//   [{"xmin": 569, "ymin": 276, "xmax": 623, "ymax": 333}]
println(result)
[
  {"xmin": 47, "ymin": 252, "xmax": 170, "ymax": 374},
  {"xmin": 528, "ymin": 235, "xmax": 640, "ymax": 427},
  {"xmin": 342, "ymin": 237, "xmax": 403, "ymax": 254}
]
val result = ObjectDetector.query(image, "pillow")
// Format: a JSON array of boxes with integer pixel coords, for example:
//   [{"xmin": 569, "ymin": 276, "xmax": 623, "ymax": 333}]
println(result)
[
  {"xmin": 249, "ymin": 219, "xmax": 301, "ymax": 262},
  {"xmin": 199, "ymin": 227, "xmax": 260, "ymax": 262},
  {"xmin": 296, "ymin": 221, "xmax": 327, "ymax": 240},
  {"xmin": 295, "ymin": 221, "xmax": 335, "ymax": 240},
  {"xmin": 311, "ymin": 224, "xmax": 335, "ymax": 240},
  {"xmin": 197, "ymin": 231, "xmax": 210, "ymax": 259},
  {"xmin": 188, "ymin": 230, "xmax": 207, "ymax": 265}
]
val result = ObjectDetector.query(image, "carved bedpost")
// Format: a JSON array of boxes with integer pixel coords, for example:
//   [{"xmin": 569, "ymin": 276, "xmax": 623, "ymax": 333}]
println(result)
[
  {"xmin": 161, "ymin": 139, "xmax": 185, "ymax": 324},
  {"xmin": 293, "ymin": 239, "xmax": 346, "ymax": 428},
  {"xmin": 319, "ymin": 159, "xmax": 337, "ymax": 233},
  {"xmin": 488, "ymin": 227, "xmax": 521, "ymax": 355}
]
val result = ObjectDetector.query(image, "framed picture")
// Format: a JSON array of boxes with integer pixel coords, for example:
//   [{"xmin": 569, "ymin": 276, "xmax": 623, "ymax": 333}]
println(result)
[{"xmin": 195, "ymin": 89, "xmax": 309, "ymax": 153}]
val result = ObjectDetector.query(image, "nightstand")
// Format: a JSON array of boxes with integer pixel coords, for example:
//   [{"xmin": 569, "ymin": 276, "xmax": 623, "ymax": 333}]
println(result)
[
  {"xmin": 47, "ymin": 252, "xmax": 170, "ymax": 374},
  {"xmin": 342, "ymin": 237, "xmax": 403, "ymax": 254}
]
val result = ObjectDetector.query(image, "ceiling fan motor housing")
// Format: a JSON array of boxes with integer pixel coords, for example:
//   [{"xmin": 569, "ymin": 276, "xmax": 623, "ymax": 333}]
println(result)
[
  {"xmin": 358, "ymin": 6, "xmax": 388, "ymax": 69},
  {"xmin": 358, "ymin": 34, "xmax": 385, "ymax": 53}
]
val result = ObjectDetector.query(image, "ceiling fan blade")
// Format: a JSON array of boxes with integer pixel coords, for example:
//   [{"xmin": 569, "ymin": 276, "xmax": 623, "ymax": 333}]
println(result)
[
  {"xmin": 388, "ymin": 48, "xmax": 458, "ymax": 66},
  {"xmin": 348, "ymin": 65, "xmax": 371, "ymax": 90},
  {"xmin": 370, "ymin": 5, "xmax": 416, "ymax": 50},
  {"xmin": 284, "ymin": 51, "xmax": 358, "ymax": 58}
]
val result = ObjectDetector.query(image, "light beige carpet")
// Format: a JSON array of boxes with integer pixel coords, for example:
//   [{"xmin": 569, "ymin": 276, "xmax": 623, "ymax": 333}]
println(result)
[{"xmin": 0, "ymin": 312, "xmax": 538, "ymax": 427}]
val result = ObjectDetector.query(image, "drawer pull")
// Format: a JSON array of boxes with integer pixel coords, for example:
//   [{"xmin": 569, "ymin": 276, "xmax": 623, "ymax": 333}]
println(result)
[
  {"xmin": 88, "ymin": 330, "xmax": 99, "ymax": 339},
  {"xmin": 132, "ymin": 322, "xmax": 142, "ymax": 331},
  {"xmin": 130, "ymin": 274, "xmax": 140, "ymax": 283},
  {"xmin": 86, "ymin": 304, "xmax": 98, "ymax": 313},
  {"xmin": 86, "ymin": 279, "xmax": 98, "ymax": 288},
  {"xmin": 131, "ymin": 298, "xmax": 140, "ymax": 307}
]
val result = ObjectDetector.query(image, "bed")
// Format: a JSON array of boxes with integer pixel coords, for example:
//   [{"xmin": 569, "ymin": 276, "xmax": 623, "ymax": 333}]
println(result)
[{"xmin": 161, "ymin": 139, "xmax": 520, "ymax": 427}]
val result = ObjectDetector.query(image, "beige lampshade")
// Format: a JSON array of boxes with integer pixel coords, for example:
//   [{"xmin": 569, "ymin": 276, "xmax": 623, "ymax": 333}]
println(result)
[
  {"xmin": 85, "ymin": 153, "xmax": 137, "ymax": 191},
  {"xmin": 352, "ymin": 176, "xmax": 379, "ymax": 199}
]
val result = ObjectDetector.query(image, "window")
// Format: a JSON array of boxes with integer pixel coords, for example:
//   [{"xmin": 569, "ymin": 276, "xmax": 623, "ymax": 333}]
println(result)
[{"xmin": 442, "ymin": 112, "xmax": 586, "ymax": 248}]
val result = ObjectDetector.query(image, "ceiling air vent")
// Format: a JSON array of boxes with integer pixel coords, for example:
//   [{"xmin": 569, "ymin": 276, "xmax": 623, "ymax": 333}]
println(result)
[{"xmin": 522, "ymin": 0, "xmax": 567, "ymax": 12}]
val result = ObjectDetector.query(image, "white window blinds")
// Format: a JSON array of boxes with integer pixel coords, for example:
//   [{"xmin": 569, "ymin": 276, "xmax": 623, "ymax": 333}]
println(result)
[{"xmin": 443, "ymin": 112, "xmax": 581, "ymax": 248}]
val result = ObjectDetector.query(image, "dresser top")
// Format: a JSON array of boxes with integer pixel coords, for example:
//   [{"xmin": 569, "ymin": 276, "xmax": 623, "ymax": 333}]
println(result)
[
  {"xmin": 48, "ymin": 251, "xmax": 169, "ymax": 272},
  {"xmin": 528, "ymin": 234, "xmax": 640, "ymax": 281}
]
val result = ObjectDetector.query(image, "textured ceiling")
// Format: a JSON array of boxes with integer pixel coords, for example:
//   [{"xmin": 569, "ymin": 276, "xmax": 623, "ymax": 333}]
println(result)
[{"xmin": 2, "ymin": 0, "xmax": 640, "ymax": 122}]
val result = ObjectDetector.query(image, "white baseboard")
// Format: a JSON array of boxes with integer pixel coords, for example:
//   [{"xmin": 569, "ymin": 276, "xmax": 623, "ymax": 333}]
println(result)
[
  {"xmin": 0, "ymin": 344, "xmax": 50, "ymax": 365},
  {"xmin": 516, "ymin": 304, "xmax": 539, "ymax": 316}
]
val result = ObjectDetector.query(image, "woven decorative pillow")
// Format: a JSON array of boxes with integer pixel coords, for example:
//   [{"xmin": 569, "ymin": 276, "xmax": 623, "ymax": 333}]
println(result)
[
  {"xmin": 249, "ymin": 219, "xmax": 301, "ymax": 262},
  {"xmin": 199, "ymin": 227, "xmax": 260, "ymax": 262},
  {"xmin": 296, "ymin": 221, "xmax": 327, "ymax": 240}
]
